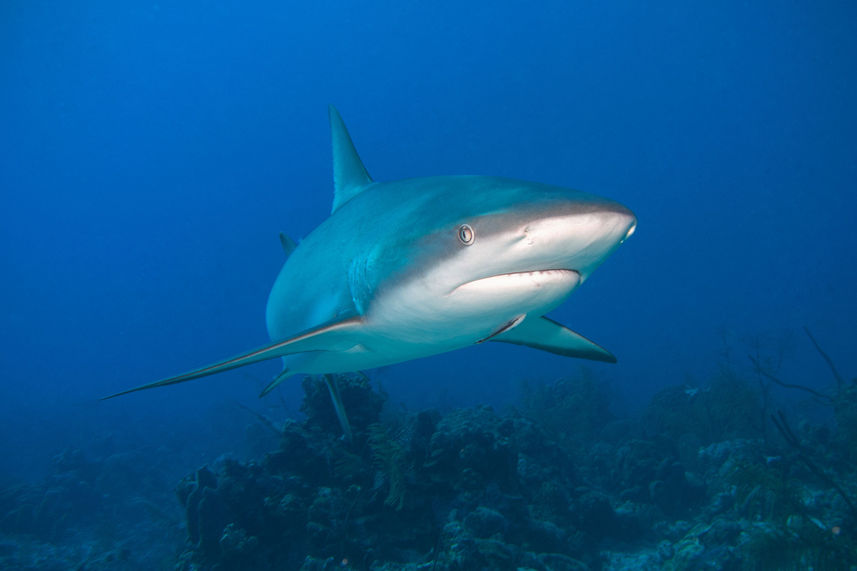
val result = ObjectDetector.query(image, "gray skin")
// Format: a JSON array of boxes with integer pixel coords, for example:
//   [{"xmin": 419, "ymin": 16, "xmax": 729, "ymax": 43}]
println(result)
[{"xmin": 105, "ymin": 108, "xmax": 635, "ymax": 400}]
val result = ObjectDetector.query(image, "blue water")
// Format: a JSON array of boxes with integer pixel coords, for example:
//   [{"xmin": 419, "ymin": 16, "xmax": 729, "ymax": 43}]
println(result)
[{"xmin": 1, "ymin": 0, "xmax": 855, "ymax": 551}]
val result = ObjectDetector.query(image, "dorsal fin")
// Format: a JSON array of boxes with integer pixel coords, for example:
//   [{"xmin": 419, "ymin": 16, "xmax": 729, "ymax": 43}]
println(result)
[
  {"xmin": 328, "ymin": 105, "xmax": 372, "ymax": 213},
  {"xmin": 279, "ymin": 232, "xmax": 296, "ymax": 257}
]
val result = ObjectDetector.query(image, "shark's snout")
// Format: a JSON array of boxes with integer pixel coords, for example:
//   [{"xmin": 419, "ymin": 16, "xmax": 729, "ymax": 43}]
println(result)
[
  {"xmin": 578, "ymin": 204, "xmax": 636, "ymax": 279},
  {"xmin": 509, "ymin": 199, "xmax": 635, "ymax": 280},
  {"xmin": 613, "ymin": 208, "xmax": 637, "ymax": 250},
  {"xmin": 623, "ymin": 219, "xmax": 637, "ymax": 242},
  {"xmin": 597, "ymin": 199, "xmax": 636, "ymax": 234},
  {"xmin": 613, "ymin": 203, "xmax": 637, "ymax": 241}
]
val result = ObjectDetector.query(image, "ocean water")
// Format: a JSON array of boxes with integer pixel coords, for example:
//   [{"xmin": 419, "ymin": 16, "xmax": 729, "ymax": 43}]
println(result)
[{"xmin": 1, "ymin": 1, "xmax": 856, "ymax": 568}]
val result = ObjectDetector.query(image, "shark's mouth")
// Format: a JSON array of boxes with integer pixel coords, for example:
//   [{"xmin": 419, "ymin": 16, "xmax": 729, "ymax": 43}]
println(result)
[{"xmin": 453, "ymin": 269, "xmax": 580, "ymax": 294}]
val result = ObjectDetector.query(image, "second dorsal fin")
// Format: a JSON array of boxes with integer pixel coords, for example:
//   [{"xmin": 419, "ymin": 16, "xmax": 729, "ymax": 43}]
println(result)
[{"xmin": 329, "ymin": 105, "xmax": 372, "ymax": 213}]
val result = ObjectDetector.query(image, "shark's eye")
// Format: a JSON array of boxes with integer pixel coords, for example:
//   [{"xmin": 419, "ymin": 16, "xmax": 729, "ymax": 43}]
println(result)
[{"xmin": 458, "ymin": 224, "xmax": 475, "ymax": 245}]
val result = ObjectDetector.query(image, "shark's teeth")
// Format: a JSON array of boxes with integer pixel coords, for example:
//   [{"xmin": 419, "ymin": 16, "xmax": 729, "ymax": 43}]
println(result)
[{"xmin": 454, "ymin": 269, "xmax": 578, "ymax": 292}]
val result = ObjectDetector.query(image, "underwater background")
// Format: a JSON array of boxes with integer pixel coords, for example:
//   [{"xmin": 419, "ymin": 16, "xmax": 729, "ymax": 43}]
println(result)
[{"xmin": 2, "ymin": 1, "xmax": 856, "ymax": 569}]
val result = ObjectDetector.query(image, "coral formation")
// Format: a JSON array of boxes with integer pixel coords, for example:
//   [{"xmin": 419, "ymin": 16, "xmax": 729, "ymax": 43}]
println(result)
[
  {"xmin": 169, "ymin": 372, "xmax": 857, "ymax": 570},
  {"xmin": 0, "ymin": 442, "xmax": 183, "ymax": 569}
]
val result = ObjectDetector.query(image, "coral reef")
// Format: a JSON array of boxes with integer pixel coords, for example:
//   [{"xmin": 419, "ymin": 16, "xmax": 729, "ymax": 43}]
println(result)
[
  {"xmin": 171, "ymin": 371, "xmax": 857, "ymax": 570},
  {"xmin": 0, "ymin": 442, "xmax": 184, "ymax": 569}
]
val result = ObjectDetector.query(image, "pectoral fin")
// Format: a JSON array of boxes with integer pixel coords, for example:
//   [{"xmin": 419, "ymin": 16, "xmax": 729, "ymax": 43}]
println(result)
[
  {"xmin": 104, "ymin": 317, "xmax": 364, "ymax": 399},
  {"xmin": 491, "ymin": 316, "xmax": 616, "ymax": 363}
]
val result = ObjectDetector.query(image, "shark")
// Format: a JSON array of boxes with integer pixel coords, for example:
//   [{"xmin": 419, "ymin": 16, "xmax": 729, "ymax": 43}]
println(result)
[{"xmin": 107, "ymin": 106, "xmax": 636, "ymax": 436}]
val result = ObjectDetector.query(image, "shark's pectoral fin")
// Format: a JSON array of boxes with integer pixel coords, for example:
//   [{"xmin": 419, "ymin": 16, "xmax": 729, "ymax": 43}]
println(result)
[
  {"xmin": 104, "ymin": 317, "xmax": 364, "ymax": 399},
  {"xmin": 490, "ymin": 316, "xmax": 617, "ymax": 363}
]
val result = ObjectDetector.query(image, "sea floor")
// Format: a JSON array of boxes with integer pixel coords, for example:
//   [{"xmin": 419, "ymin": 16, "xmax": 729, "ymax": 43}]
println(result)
[{"xmin": 2, "ymin": 373, "xmax": 855, "ymax": 570}]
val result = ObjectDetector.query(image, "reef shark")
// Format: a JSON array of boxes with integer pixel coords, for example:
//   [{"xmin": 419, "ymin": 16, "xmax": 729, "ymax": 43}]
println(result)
[{"xmin": 107, "ymin": 107, "xmax": 636, "ymax": 432}]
